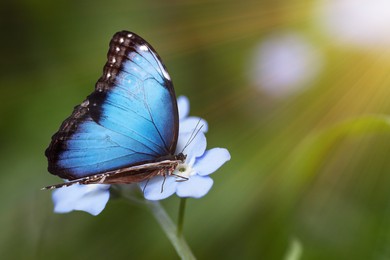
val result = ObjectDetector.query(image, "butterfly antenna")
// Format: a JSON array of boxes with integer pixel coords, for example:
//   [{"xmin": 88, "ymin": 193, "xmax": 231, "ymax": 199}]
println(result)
[
  {"xmin": 182, "ymin": 124, "xmax": 204, "ymax": 153},
  {"xmin": 181, "ymin": 119, "xmax": 200, "ymax": 153},
  {"xmin": 181, "ymin": 119, "xmax": 204, "ymax": 154}
]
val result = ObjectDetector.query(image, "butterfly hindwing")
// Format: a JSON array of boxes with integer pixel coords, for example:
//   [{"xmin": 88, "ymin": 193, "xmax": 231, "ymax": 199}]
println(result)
[{"xmin": 45, "ymin": 31, "xmax": 179, "ymax": 180}]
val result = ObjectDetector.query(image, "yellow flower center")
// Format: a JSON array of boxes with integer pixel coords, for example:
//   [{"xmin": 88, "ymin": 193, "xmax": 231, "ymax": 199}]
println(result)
[{"xmin": 173, "ymin": 162, "xmax": 195, "ymax": 179}]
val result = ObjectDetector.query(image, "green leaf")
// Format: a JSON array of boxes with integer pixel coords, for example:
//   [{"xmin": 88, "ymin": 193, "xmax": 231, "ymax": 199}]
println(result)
[{"xmin": 280, "ymin": 115, "xmax": 390, "ymax": 205}]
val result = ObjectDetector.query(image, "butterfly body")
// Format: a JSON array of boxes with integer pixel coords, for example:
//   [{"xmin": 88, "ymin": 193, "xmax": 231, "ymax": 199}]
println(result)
[{"xmin": 44, "ymin": 31, "xmax": 182, "ymax": 189}]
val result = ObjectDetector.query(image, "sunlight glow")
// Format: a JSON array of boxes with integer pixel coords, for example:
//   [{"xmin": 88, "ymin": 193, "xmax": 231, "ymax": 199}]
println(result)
[{"xmin": 316, "ymin": 0, "xmax": 390, "ymax": 50}]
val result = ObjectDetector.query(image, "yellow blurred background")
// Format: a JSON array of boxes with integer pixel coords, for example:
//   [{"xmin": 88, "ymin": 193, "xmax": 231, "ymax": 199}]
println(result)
[{"xmin": 1, "ymin": 0, "xmax": 390, "ymax": 259}]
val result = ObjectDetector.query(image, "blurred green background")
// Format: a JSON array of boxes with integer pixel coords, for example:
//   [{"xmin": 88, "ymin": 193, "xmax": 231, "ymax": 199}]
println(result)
[{"xmin": 1, "ymin": 0, "xmax": 390, "ymax": 259}]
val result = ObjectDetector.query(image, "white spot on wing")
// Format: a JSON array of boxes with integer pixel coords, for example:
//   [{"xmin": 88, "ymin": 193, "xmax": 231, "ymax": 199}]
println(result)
[
  {"xmin": 161, "ymin": 67, "xmax": 171, "ymax": 80},
  {"xmin": 146, "ymin": 48, "xmax": 172, "ymax": 81},
  {"xmin": 139, "ymin": 45, "xmax": 148, "ymax": 51},
  {"xmin": 119, "ymin": 38, "xmax": 124, "ymax": 43}
]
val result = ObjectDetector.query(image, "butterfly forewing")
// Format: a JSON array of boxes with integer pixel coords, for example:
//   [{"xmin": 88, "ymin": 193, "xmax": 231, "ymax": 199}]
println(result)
[{"xmin": 45, "ymin": 31, "xmax": 179, "ymax": 182}]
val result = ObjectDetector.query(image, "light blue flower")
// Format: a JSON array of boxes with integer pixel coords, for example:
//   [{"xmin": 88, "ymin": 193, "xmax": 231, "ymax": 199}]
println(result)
[
  {"xmin": 140, "ymin": 126, "xmax": 231, "ymax": 200},
  {"xmin": 52, "ymin": 184, "xmax": 110, "ymax": 216},
  {"xmin": 177, "ymin": 96, "xmax": 208, "ymax": 134}
]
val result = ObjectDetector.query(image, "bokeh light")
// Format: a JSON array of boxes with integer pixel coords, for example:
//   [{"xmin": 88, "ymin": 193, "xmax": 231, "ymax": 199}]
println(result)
[{"xmin": 250, "ymin": 32, "xmax": 323, "ymax": 98}]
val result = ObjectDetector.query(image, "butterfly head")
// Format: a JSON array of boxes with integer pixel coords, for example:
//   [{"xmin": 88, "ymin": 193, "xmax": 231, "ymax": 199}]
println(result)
[{"xmin": 175, "ymin": 153, "xmax": 186, "ymax": 163}]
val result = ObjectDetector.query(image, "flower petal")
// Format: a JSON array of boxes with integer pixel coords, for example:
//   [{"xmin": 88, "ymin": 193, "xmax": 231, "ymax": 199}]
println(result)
[
  {"xmin": 141, "ymin": 176, "xmax": 177, "ymax": 200},
  {"xmin": 175, "ymin": 131, "xmax": 207, "ymax": 161},
  {"xmin": 194, "ymin": 148, "xmax": 231, "ymax": 176},
  {"xmin": 179, "ymin": 116, "xmax": 208, "ymax": 134},
  {"xmin": 177, "ymin": 96, "xmax": 190, "ymax": 120},
  {"xmin": 176, "ymin": 175, "xmax": 213, "ymax": 198},
  {"xmin": 52, "ymin": 184, "xmax": 110, "ymax": 216}
]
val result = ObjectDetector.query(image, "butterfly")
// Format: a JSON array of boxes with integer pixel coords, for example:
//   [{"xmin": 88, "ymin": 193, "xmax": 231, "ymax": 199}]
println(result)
[{"xmin": 44, "ymin": 31, "xmax": 186, "ymax": 190}]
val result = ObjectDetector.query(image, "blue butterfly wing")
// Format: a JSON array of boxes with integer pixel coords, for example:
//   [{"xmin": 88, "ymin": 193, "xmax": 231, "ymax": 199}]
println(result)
[{"xmin": 45, "ymin": 31, "xmax": 178, "ymax": 180}]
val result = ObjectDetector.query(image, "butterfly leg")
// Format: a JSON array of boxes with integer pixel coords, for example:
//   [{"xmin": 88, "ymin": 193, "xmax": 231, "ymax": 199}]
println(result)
[
  {"xmin": 142, "ymin": 177, "xmax": 151, "ymax": 194},
  {"xmin": 140, "ymin": 168, "xmax": 168, "ymax": 194},
  {"xmin": 161, "ymin": 170, "xmax": 167, "ymax": 193},
  {"xmin": 174, "ymin": 175, "xmax": 189, "ymax": 182}
]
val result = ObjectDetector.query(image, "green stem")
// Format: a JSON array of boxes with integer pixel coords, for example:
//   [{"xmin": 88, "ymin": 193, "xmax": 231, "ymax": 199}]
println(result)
[
  {"xmin": 177, "ymin": 198, "xmax": 187, "ymax": 236},
  {"xmin": 118, "ymin": 186, "xmax": 195, "ymax": 259},
  {"xmin": 145, "ymin": 200, "xmax": 196, "ymax": 260}
]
